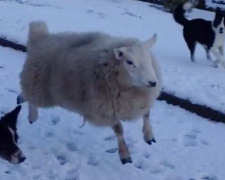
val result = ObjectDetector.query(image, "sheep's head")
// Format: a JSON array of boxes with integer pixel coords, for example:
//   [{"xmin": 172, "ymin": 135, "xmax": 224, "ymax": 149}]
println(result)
[{"xmin": 113, "ymin": 34, "xmax": 158, "ymax": 88}]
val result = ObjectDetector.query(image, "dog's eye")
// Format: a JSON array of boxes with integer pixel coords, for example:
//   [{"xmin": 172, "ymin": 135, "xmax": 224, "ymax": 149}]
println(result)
[{"xmin": 126, "ymin": 60, "xmax": 133, "ymax": 65}]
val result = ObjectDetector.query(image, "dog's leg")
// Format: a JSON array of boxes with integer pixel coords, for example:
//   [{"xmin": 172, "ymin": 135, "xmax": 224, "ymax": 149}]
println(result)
[
  {"xmin": 28, "ymin": 103, "xmax": 38, "ymax": 124},
  {"xmin": 184, "ymin": 34, "xmax": 196, "ymax": 62},
  {"xmin": 219, "ymin": 46, "xmax": 224, "ymax": 56},
  {"xmin": 112, "ymin": 121, "xmax": 132, "ymax": 164},
  {"xmin": 211, "ymin": 48, "xmax": 225, "ymax": 68},
  {"xmin": 204, "ymin": 47, "xmax": 212, "ymax": 61},
  {"xmin": 187, "ymin": 42, "xmax": 196, "ymax": 62},
  {"xmin": 142, "ymin": 112, "xmax": 156, "ymax": 145}
]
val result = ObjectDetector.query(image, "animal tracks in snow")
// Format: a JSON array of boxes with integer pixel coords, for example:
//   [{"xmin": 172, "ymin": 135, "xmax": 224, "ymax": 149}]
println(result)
[
  {"xmin": 66, "ymin": 142, "xmax": 78, "ymax": 152},
  {"xmin": 87, "ymin": 155, "xmax": 99, "ymax": 166},
  {"xmin": 181, "ymin": 129, "xmax": 210, "ymax": 147},
  {"xmin": 105, "ymin": 148, "xmax": 118, "ymax": 154},
  {"xmin": 56, "ymin": 154, "xmax": 68, "ymax": 165},
  {"xmin": 190, "ymin": 174, "xmax": 218, "ymax": 180},
  {"xmin": 104, "ymin": 135, "xmax": 116, "ymax": 141},
  {"xmin": 182, "ymin": 131, "xmax": 198, "ymax": 147},
  {"xmin": 51, "ymin": 115, "xmax": 61, "ymax": 125},
  {"xmin": 86, "ymin": 9, "xmax": 106, "ymax": 19}
]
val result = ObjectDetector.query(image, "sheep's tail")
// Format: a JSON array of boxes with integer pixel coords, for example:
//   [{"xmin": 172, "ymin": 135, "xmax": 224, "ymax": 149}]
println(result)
[
  {"xmin": 173, "ymin": 2, "xmax": 193, "ymax": 26},
  {"xmin": 28, "ymin": 21, "xmax": 49, "ymax": 43}
]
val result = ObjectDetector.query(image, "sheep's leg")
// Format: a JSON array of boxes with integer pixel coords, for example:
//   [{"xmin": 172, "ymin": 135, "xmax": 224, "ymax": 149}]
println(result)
[
  {"xmin": 142, "ymin": 112, "xmax": 156, "ymax": 145},
  {"xmin": 112, "ymin": 122, "xmax": 132, "ymax": 164},
  {"xmin": 28, "ymin": 103, "xmax": 38, "ymax": 124},
  {"xmin": 17, "ymin": 93, "xmax": 27, "ymax": 104}
]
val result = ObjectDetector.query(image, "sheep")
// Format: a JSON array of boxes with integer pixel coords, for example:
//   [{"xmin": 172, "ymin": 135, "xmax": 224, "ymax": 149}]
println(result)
[{"xmin": 18, "ymin": 21, "xmax": 162, "ymax": 164}]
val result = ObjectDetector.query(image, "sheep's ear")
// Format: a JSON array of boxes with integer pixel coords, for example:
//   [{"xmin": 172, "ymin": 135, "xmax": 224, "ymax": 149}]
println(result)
[
  {"xmin": 113, "ymin": 47, "xmax": 127, "ymax": 60},
  {"xmin": 144, "ymin": 33, "xmax": 157, "ymax": 48}
]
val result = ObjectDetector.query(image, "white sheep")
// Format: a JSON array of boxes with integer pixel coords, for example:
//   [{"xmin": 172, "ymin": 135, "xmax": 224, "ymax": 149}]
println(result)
[{"xmin": 18, "ymin": 21, "xmax": 162, "ymax": 164}]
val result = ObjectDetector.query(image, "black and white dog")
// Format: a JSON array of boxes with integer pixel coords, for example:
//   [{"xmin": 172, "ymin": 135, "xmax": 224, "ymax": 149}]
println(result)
[
  {"xmin": 174, "ymin": 2, "xmax": 225, "ymax": 67},
  {"xmin": 0, "ymin": 105, "xmax": 26, "ymax": 164}
]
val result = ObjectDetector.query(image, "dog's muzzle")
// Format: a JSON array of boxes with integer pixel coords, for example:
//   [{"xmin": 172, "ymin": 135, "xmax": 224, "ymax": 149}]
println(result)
[{"xmin": 10, "ymin": 150, "xmax": 26, "ymax": 164}]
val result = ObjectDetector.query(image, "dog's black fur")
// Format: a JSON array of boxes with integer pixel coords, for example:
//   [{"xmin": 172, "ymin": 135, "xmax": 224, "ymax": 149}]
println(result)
[
  {"xmin": 0, "ymin": 105, "xmax": 26, "ymax": 164},
  {"xmin": 174, "ymin": 2, "xmax": 225, "ymax": 66}
]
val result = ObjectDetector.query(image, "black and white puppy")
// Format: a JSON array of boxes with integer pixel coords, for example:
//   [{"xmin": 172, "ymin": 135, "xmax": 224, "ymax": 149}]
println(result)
[
  {"xmin": 0, "ymin": 105, "xmax": 26, "ymax": 164},
  {"xmin": 174, "ymin": 2, "xmax": 225, "ymax": 67}
]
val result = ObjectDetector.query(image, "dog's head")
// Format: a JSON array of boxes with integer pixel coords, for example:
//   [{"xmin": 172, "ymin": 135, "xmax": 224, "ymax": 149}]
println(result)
[
  {"xmin": 0, "ymin": 105, "xmax": 26, "ymax": 164},
  {"xmin": 213, "ymin": 7, "xmax": 225, "ymax": 34}
]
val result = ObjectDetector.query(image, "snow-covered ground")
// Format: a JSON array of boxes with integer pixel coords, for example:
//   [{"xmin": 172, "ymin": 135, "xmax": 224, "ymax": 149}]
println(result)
[
  {"xmin": 1, "ymin": 46, "xmax": 225, "ymax": 180},
  {"xmin": 0, "ymin": 0, "xmax": 225, "ymax": 179}
]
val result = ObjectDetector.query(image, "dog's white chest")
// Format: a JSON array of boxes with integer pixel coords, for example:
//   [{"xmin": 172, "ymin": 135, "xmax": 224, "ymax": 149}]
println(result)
[{"xmin": 213, "ymin": 33, "xmax": 225, "ymax": 47}]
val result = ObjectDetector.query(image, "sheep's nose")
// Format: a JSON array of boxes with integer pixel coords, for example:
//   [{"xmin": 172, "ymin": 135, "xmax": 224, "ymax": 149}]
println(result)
[{"xmin": 148, "ymin": 81, "xmax": 156, "ymax": 87}]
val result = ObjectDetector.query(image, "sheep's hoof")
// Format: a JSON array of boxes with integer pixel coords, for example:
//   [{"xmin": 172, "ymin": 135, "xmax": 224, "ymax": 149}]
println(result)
[
  {"xmin": 17, "ymin": 95, "xmax": 22, "ymax": 104},
  {"xmin": 146, "ymin": 138, "xmax": 156, "ymax": 145},
  {"xmin": 28, "ymin": 116, "xmax": 37, "ymax": 124},
  {"xmin": 17, "ymin": 96, "xmax": 20, "ymax": 105},
  {"xmin": 17, "ymin": 95, "xmax": 26, "ymax": 104},
  {"xmin": 120, "ymin": 157, "xmax": 132, "ymax": 165}
]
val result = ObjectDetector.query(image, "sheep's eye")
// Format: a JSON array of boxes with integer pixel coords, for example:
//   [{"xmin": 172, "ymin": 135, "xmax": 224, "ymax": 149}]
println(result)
[{"xmin": 126, "ymin": 60, "xmax": 133, "ymax": 65}]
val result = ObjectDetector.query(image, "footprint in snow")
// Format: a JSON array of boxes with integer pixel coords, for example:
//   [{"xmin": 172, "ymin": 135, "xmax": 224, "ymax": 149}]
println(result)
[
  {"xmin": 86, "ymin": 9, "xmax": 94, "ymax": 13},
  {"xmin": 65, "ymin": 168, "xmax": 79, "ymax": 180},
  {"xmin": 45, "ymin": 131, "xmax": 54, "ymax": 138},
  {"xmin": 143, "ymin": 152, "xmax": 150, "ymax": 159},
  {"xmin": 191, "ymin": 175, "xmax": 218, "ymax": 180},
  {"xmin": 4, "ymin": 170, "xmax": 11, "ymax": 174},
  {"xmin": 56, "ymin": 154, "xmax": 68, "ymax": 165},
  {"xmin": 191, "ymin": 128, "xmax": 201, "ymax": 134},
  {"xmin": 33, "ymin": 174, "xmax": 41, "ymax": 180},
  {"xmin": 200, "ymin": 139, "xmax": 209, "ymax": 145},
  {"xmin": 149, "ymin": 166, "xmax": 164, "ymax": 174},
  {"xmin": 66, "ymin": 142, "xmax": 78, "ymax": 152},
  {"xmin": 73, "ymin": 130, "xmax": 84, "ymax": 136},
  {"xmin": 65, "ymin": 177, "xmax": 79, "ymax": 180},
  {"xmin": 160, "ymin": 160, "xmax": 175, "ymax": 169},
  {"xmin": 105, "ymin": 148, "xmax": 118, "ymax": 153},
  {"xmin": 97, "ymin": 12, "xmax": 106, "ymax": 18},
  {"xmin": 87, "ymin": 155, "xmax": 99, "ymax": 166},
  {"xmin": 134, "ymin": 159, "xmax": 149, "ymax": 171},
  {"xmin": 104, "ymin": 135, "xmax": 116, "ymax": 141},
  {"xmin": 51, "ymin": 115, "xmax": 60, "ymax": 125},
  {"xmin": 201, "ymin": 175, "xmax": 218, "ymax": 180},
  {"xmin": 182, "ymin": 131, "xmax": 198, "ymax": 147},
  {"xmin": 123, "ymin": 11, "xmax": 141, "ymax": 18}
]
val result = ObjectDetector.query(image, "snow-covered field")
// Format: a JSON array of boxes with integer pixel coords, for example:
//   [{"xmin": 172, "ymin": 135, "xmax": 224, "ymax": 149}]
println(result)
[{"xmin": 0, "ymin": 0, "xmax": 225, "ymax": 179}]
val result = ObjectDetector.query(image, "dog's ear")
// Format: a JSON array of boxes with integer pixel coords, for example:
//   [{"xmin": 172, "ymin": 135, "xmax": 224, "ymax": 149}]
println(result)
[
  {"xmin": 1, "ymin": 105, "xmax": 21, "ymax": 130},
  {"xmin": 216, "ymin": 7, "xmax": 220, "ymax": 13},
  {"xmin": 215, "ymin": 7, "xmax": 223, "ymax": 16}
]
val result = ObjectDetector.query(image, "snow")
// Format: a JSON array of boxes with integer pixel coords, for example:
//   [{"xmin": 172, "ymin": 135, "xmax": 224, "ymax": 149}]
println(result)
[
  {"xmin": 0, "ymin": 0, "xmax": 225, "ymax": 179},
  {"xmin": 206, "ymin": 0, "xmax": 225, "ymax": 9}
]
